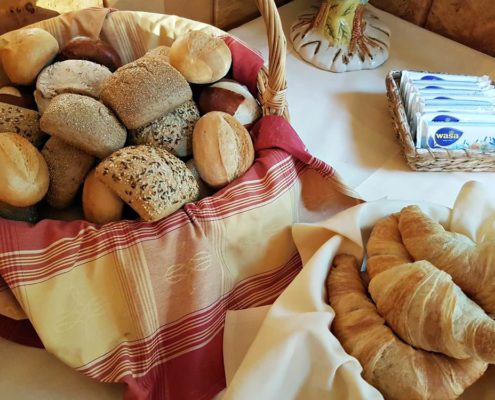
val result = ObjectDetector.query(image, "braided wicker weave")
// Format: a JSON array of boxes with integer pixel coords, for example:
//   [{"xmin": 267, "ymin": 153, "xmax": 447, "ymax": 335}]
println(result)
[{"xmin": 386, "ymin": 70, "xmax": 495, "ymax": 172}]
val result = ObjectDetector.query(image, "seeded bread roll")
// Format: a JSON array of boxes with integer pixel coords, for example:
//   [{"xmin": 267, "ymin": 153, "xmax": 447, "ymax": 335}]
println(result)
[
  {"xmin": 95, "ymin": 146, "xmax": 199, "ymax": 222},
  {"xmin": 36, "ymin": 60, "xmax": 112, "ymax": 101},
  {"xmin": 82, "ymin": 169, "xmax": 124, "ymax": 224},
  {"xmin": 41, "ymin": 136, "xmax": 95, "ymax": 209},
  {"xmin": 129, "ymin": 100, "xmax": 200, "ymax": 157},
  {"xmin": 0, "ymin": 132, "xmax": 49, "ymax": 207},
  {"xmin": 40, "ymin": 93, "xmax": 127, "ymax": 159},
  {"xmin": 100, "ymin": 56, "xmax": 192, "ymax": 129},
  {"xmin": 169, "ymin": 30, "xmax": 232, "ymax": 84},
  {"xmin": 0, "ymin": 102, "xmax": 45, "ymax": 147},
  {"xmin": 1, "ymin": 28, "xmax": 59, "ymax": 85},
  {"xmin": 185, "ymin": 159, "xmax": 214, "ymax": 200}
]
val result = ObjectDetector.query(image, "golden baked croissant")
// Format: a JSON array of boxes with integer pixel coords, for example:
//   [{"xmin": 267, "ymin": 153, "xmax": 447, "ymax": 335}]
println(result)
[
  {"xmin": 366, "ymin": 214, "xmax": 412, "ymax": 279},
  {"xmin": 327, "ymin": 254, "xmax": 487, "ymax": 400},
  {"xmin": 399, "ymin": 205, "xmax": 495, "ymax": 317},
  {"xmin": 367, "ymin": 214, "xmax": 495, "ymax": 362}
]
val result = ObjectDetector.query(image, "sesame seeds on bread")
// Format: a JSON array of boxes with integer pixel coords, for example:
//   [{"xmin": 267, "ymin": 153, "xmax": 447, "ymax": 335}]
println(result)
[{"xmin": 99, "ymin": 56, "xmax": 192, "ymax": 130}]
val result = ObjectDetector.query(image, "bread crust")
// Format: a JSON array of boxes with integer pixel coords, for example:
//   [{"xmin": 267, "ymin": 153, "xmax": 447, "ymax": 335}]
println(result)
[{"xmin": 100, "ymin": 57, "xmax": 192, "ymax": 129}]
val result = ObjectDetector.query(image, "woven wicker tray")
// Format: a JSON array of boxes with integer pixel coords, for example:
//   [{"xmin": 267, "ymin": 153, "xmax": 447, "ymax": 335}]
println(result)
[{"xmin": 385, "ymin": 70, "xmax": 495, "ymax": 172}]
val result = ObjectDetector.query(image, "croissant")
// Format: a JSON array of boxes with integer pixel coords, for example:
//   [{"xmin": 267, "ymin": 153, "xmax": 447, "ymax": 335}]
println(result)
[
  {"xmin": 366, "ymin": 214, "xmax": 412, "ymax": 279},
  {"xmin": 367, "ymin": 213, "xmax": 495, "ymax": 362},
  {"xmin": 398, "ymin": 205, "xmax": 495, "ymax": 317},
  {"xmin": 327, "ymin": 254, "xmax": 487, "ymax": 400}
]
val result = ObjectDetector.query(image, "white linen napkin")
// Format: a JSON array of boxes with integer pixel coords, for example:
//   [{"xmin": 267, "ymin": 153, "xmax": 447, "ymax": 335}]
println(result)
[{"xmin": 221, "ymin": 180, "xmax": 495, "ymax": 399}]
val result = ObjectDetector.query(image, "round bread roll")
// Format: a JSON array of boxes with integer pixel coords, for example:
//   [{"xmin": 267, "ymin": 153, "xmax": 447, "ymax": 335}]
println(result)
[
  {"xmin": 41, "ymin": 136, "xmax": 95, "ymax": 209},
  {"xmin": 100, "ymin": 56, "xmax": 192, "ymax": 129},
  {"xmin": 40, "ymin": 93, "xmax": 127, "ymax": 159},
  {"xmin": 36, "ymin": 60, "xmax": 112, "ymax": 100},
  {"xmin": 0, "ymin": 102, "xmax": 45, "ymax": 147},
  {"xmin": 0, "ymin": 132, "xmax": 49, "ymax": 207},
  {"xmin": 129, "ymin": 100, "xmax": 200, "ymax": 157},
  {"xmin": 95, "ymin": 146, "xmax": 199, "ymax": 222},
  {"xmin": 193, "ymin": 111, "xmax": 254, "ymax": 188},
  {"xmin": 169, "ymin": 30, "xmax": 232, "ymax": 84},
  {"xmin": 1, "ymin": 28, "xmax": 59, "ymax": 85},
  {"xmin": 82, "ymin": 169, "xmax": 124, "ymax": 224},
  {"xmin": 199, "ymin": 79, "xmax": 262, "ymax": 125},
  {"xmin": 59, "ymin": 36, "xmax": 122, "ymax": 72}
]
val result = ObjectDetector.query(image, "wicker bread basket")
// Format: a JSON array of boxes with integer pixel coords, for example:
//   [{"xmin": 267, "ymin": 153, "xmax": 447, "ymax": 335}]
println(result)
[{"xmin": 385, "ymin": 70, "xmax": 495, "ymax": 172}]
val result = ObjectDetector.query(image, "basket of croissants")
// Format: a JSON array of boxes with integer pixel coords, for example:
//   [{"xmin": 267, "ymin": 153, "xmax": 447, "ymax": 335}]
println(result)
[
  {"xmin": 0, "ymin": 2, "xmax": 361, "ymax": 399},
  {"xmin": 327, "ymin": 204, "xmax": 495, "ymax": 400}
]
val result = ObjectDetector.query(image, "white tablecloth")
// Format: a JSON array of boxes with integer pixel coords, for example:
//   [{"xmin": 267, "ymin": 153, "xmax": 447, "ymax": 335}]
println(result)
[
  {"xmin": 2, "ymin": 0, "xmax": 495, "ymax": 398},
  {"xmin": 230, "ymin": 0, "xmax": 495, "ymax": 208}
]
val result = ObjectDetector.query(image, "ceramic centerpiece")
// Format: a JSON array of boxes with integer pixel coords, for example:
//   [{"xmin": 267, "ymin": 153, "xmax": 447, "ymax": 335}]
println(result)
[{"xmin": 291, "ymin": 0, "xmax": 390, "ymax": 72}]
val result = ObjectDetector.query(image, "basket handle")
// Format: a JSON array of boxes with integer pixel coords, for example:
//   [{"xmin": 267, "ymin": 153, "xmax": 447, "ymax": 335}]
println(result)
[{"xmin": 255, "ymin": 0, "xmax": 289, "ymax": 120}]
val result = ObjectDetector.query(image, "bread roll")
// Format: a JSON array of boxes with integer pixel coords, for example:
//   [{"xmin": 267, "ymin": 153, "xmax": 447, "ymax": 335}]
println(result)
[
  {"xmin": 36, "ymin": 60, "xmax": 112, "ymax": 100},
  {"xmin": 40, "ymin": 93, "xmax": 127, "ymax": 159},
  {"xmin": 95, "ymin": 146, "xmax": 199, "ymax": 222},
  {"xmin": 129, "ymin": 100, "xmax": 200, "ymax": 157},
  {"xmin": 82, "ymin": 169, "xmax": 124, "ymax": 224},
  {"xmin": 169, "ymin": 30, "xmax": 232, "ymax": 84},
  {"xmin": 0, "ymin": 102, "xmax": 45, "ymax": 147},
  {"xmin": 41, "ymin": 136, "xmax": 95, "ymax": 209},
  {"xmin": 193, "ymin": 111, "xmax": 255, "ymax": 188},
  {"xmin": 100, "ymin": 56, "xmax": 192, "ymax": 129},
  {"xmin": 199, "ymin": 79, "xmax": 261, "ymax": 125},
  {"xmin": 1, "ymin": 28, "xmax": 59, "ymax": 85},
  {"xmin": 59, "ymin": 36, "xmax": 122, "ymax": 72},
  {"xmin": 0, "ymin": 132, "xmax": 49, "ymax": 207}
]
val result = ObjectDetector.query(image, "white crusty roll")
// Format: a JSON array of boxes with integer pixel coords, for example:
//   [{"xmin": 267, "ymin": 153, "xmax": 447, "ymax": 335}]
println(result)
[
  {"xmin": 82, "ymin": 169, "xmax": 124, "ymax": 224},
  {"xmin": 40, "ymin": 93, "xmax": 127, "ymax": 159},
  {"xmin": 95, "ymin": 146, "xmax": 199, "ymax": 222},
  {"xmin": 169, "ymin": 30, "xmax": 232, "ymax": 84},
  {"xmin": 199, "ymin": 79, "xmax": 261, "ymax": 125},
  {"xmin": 129, "ymin": 100, "xmax": 200, "ymax": 157},
  {"xmin": 100, "ymin": 56, "xmax": 192, "ymax": 129},
  {"xmin": 0, "ymin": 132, "xmax": 49, "ymax": 207},
  {"xmin": 41, "ymin": 136, "xmax": 95, "ymax": 209},
  {"xmin": 193, "ymin": 111, "xmax": 254, "ymax": 188},
  {"xmin": 1, "ymin": 28, "xmax": 59, "ymax": 85}
]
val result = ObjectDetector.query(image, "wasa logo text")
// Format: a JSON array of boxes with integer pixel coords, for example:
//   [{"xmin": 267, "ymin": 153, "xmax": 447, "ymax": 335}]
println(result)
[{"xmin": 434, "ymin": 127, "xmax": 463, "ymax": 146}]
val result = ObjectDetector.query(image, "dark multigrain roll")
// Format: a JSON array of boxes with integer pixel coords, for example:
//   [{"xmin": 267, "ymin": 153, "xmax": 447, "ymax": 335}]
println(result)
[
  {"xmin": 99, "ymin": 56, "xmax": 192, "ymax": 130},
  {"xmin": 95, "ymin": 145, "xmax": 199, "ymax": 221},
  {"xmin": 42, "ymin": 136, "xmax": 95, "ymax": 209},
  {"xmin": 128, "ymin": 99, "xmax": 200, "ymax": 157},
  {"xmin": 40, "ymin": 93, "xmax": 127, "ymax": 159}
]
